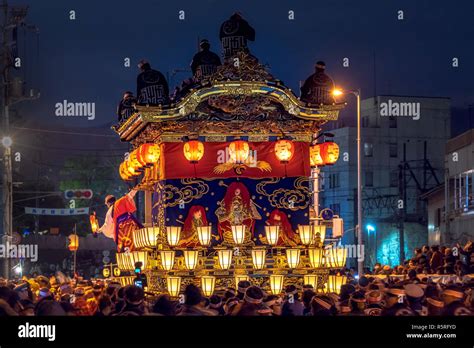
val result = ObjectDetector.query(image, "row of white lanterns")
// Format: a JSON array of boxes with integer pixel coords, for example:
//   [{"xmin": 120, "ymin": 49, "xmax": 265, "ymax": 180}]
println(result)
[
  {"xmin": 165, "ymin": 224, "xmax": 327, "ymax": 247},
  {"xmin": 165, "ymin": 273, "xmax": 347, "ymax": 297},
  {"xmin": 156, "ymin": 245, "xmax": 347, "ymax": 271}
]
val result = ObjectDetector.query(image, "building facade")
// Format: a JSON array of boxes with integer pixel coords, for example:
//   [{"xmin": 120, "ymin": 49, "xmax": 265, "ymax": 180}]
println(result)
[
  {"xmin": 321, "ymin": 95, "xmax": 451, "ymax": 268},
  {"xmin": 425, "ymin": 129, "xmax": 474, "ymax": 246}
]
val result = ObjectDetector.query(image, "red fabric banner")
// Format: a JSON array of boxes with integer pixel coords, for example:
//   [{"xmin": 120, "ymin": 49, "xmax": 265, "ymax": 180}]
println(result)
[{"xmin": 163, "ymin": 142, "xmax": 310, "ymax": 179}]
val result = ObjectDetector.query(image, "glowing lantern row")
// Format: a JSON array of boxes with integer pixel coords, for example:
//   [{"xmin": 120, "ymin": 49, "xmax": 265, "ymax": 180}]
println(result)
[
  {"xmin": 201, "ymin": 276, "xmax": 216, "ymax": 297},
  {"xmin": 264, "ymin": 225, "xmax": 280, "ymax": 245},
  {"xmin": 183, "ymin": 250, "xmax": 199, "ymax": 270},
  {"xmin": 327, "ymin": 274, "xmax": 347, "ymax": 294},
  {"xmin": 285, "ymin": 248, "xmax": 301, "ymax": 268},
  {"xmin": 298, "ymin": 225, "xmax": 313, "ymax": 245},
  {"xmin": 167, "ymin": 276, "xmax": 181, "ymax": 297},
  {"xmin": 160, "ymin": 250, "xmax": 175, "ymax": 271},
  {"xmin": 251, "ymin": 248, "xmax": 266, "ymax": 269},
  {"xmin": 308, "ymin": 248, "xmax": 324, "ymax": 268},
  {"xmin": 231, "ymin": 225, "xmax": 246, "ymax": 245},
  {"xmin": 304, "ymin": 274, "xmax": 318, "ymax": 289},
  {"xmin": 166, "ymin": 226, "xmax": 181, "ymax": 246},
  {"xmin": 183, "ymin": 140, "xmax": 205, "ymax": 163},
  {"xmin": 274, "ymin": 139, "xmax": 294, "ymax": 163},
  {"xmin": 326, "ymin": 246, "xmax": 347, "ymax": 268},
  {"xmin": 218, "ymin": 249, "xmax": 233, "ymax": 270},
  {"xmin": 119, "ymin": 143, "xmax": 160, "ymax": 180},
  {"xmin": 310, "ymin": 141, "xmax": 339, "ymax": 167},
  {"xmin": 133, "ymin": 227, "xmax": 159, "ymax": 249},
  {"xmin": 196, "ymin": 225, "xmax": 212, "ymax": 246},
  {"xmin": 229, "ymin": 140, "xmax": 250, "ymax": 164},
  {"xmin": 116, "ymin": 251, "xmax": 148, "ymax": 271},
  {"xmin": 270, "ymin": 274, "xmax": 284, "ymax": 294}
]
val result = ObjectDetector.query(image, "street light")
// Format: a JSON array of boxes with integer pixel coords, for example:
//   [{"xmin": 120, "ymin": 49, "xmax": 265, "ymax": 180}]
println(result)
[
  {"xmin": 2, "ymin": 136, "xmax": 12, "ymax": 148},
  {"xmin": 333, "ymin": 88, "xmax": 363, "ymax": 276}
]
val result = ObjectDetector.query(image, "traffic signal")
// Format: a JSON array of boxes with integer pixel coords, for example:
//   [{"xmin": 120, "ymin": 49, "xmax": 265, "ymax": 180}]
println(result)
[{"xmin": 64, "ymin": 189, "xmax": 93, "ymax": 200}]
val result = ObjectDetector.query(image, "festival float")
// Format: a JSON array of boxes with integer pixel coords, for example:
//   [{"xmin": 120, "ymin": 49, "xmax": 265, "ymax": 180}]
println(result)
[{"xmin": 108, "ymin": 16, "xmax": 347, "ymax": 296}]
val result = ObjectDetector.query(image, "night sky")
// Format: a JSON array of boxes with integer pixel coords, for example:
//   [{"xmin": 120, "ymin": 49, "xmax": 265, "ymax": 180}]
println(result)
[{"xmin": 8, "ymin": 0, "xmax": 474, "ymax": 132}]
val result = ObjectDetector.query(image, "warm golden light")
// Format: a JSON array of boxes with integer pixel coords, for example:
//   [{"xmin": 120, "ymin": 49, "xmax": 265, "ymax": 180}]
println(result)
[
  {"xmin": 228, "ymin": 140, "xmax": 250, "ymax": 164},
  {"xmin": 251, "ymin": 248, "xmax": 266, "ymax": 270},
  {"xmin": 113, "ymin": 267, "xmax": 121, "ymax": 277},
  {"xmin": 264, "ymin": 225, "xmax": 280, "ymax": 246},
  {"xmin": 166, "ymin": 276, "xmax": 181, "ymax": 297},
  {"xmin": 269, "ymin": 275, "xmax": 284, "ymax": 295},
  {"xmin": 201, "ymin": 276, "xmax": 216, "ymax": 297},
  {"xmin": 218, "ymin": 249, "xmax": 233, "ymax": 270},
  {"xmin": 131, "ymin": 251, "xmax": 148, "ymax": 270},
  {"xmin": 332, "ymin": 218, "xmax": 344, "ymax": 238},
  {"xmin": 231, "ymin": 225, "xmax": 246, "ymax": 245},
  {"xmin": 160, "ymin": 250, "xmax": 175, "ymax": 271},
  {"xmin": 183, "ymin": 250, "xmax": 199, "ymax": 270},
  {"xmin": 308, "ymin": 248, "xmax": 324, "ymax": 268},
  {"xmin": 166, "ymin": 226, "xmax": 181, "ymax": 246},
  {"xmin": 309, "ymin": 144, "xmax": 324, "ymax": 167},
  {"xmin": 314, "ymin": 224, "xmax": 327, "ymax": 244},
  {"xmin": 285, "ymin": 248, "xmax": 301, "ymax": 268},
  {"xmin": 321, "ymin": 142, "xmax": 340, "ymax": 165},
  {"xmin": 133, "ymin": 227, "xmax": 159, "ymax": 249},
  {"xmin": 235, "ymin": 274, "xmax": 249, "ymax": 286},
  {"xmin": 183, "ymin": 140, "xmax": 205, "ymax": 163},
  {"xmin": 274, "ymin": 139, "xmax": 294, "ymax": 163},
  {"xmin": 326, "ymin": 246, "xmax": 347, "ymax": 268},
  {"xmin": 197, "ymin": 225, "xmax": 212, "ymax": 246},
  {"xmin": 298, "ymin": 225, "xmax": 314, "ymax": 245},
  {"xmin": 89, "ymin": 213, "xmax": 99, "ymax": 233},
  {"xmin": 67, "ymin": 234, "xmax": 79, "ymax": 251},
  {"xmin": 327, "ymin": 274, "xmax": 347, "ymax": 294},
  {"xmin": 116, "ymin": 252, "xmax": 134, "ymax": 271},
  {"xmin": 138, "ymin": 143, "xmax": 161, "ymax": 166},
  {"xmin": 332, "ymin": 89, "xmax": 343, "ymax": 97},
  {"xmin": 304, "ymin": 274, "xmax": 318, "ymax": 289}
]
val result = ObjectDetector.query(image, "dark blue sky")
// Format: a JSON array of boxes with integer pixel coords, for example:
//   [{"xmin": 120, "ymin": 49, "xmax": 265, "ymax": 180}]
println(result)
[{"xmin": 10, "ymin": 0, "xmax": 474, "ymax": 130}]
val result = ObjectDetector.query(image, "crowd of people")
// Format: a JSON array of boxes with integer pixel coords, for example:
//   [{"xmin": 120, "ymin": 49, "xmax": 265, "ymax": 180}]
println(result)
[
  {"xmin": 0, "ymin": 271, "xmax": 472, "ymax": 317},
  {"xmin": 368, "ymin": 241, "xmax": 473, "ymax": 276}
]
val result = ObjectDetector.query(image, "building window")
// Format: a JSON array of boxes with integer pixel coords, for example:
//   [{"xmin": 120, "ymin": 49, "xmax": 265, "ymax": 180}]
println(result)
[
  {"xmin": 329, "ymin": 173, "xmax": 340, "ymax": 189},
  {"xmin": 389, "ymin": 116, "xmax": 397, "ymax": 128},
  {"xmin": 365, "ymin": 171, "xmax": 373, "ymax": 187},
  {"xmin": 390, "ymin": 170, "xmax": 398, "ymax": 187},
  {"xmin": 364, "ymin": 143, "xmax": 373, "ymax": 157},
  {"xmin": 362, "ymin": 116, "xmax": 369, "ymax": 128},
  {"xmin": 330, "ymin": 203, "xmax": 340, "ymax": 214},
  {"xmin": 389, "ymin": 142, "xmax": 398, "ymax": 158}
]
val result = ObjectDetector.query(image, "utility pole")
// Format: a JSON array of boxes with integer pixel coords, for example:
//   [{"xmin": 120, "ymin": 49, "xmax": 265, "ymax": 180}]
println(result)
[{"xmin": 1, "ymin": 0, "xmax": 38, "ymax": 278}]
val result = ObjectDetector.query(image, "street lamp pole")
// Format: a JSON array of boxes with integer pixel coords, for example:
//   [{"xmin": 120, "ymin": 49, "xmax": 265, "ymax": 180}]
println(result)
[{"xmin": 333, "ymin": 88, "xmax": 363, "ymax": 276}]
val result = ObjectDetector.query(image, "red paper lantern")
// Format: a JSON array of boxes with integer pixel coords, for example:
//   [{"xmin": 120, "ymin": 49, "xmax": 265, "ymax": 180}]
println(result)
[
  {"xmin": 137, "ymin": 143, "xmax": 160, "ymax": 166},
  {"xmin": 183, "ymin": 140, "xmax": 205, "ymax": 163},
  {"xmin": 229, "ymin": 140, "xmax": 250, "ymax": 164},
  {"xmin": 274, "ymin": 139, "xmax": 294, "ymax": 163},
  {"xmin": 310, "ymin": 142, "xmax": 340, "ymax": 166}
]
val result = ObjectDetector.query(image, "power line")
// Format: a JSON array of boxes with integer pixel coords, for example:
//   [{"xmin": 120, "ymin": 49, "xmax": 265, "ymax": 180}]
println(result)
[{"xmin": 12, "ymin": 126, "xmax": 117, "ymax": 138}]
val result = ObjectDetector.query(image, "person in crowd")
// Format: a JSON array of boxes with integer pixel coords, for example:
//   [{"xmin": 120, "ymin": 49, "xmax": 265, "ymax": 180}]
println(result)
[
  {"xmin": 136, "ymin": 60, "xmax": 169, "ymax": 105},
  {"xmin": 300, "ymin": 61, "xmax": 335, "ymax": 105},
  {"xmin": 116, "ymin": 91, "xmax": 137, "ymax": 123},
  {"xmin": 152, "ymin": 294, "xmax": 176, "ymax": 316},
  {"xmin": 177, "ymin": 284, "xmax": 208, "ymax": 316},
  {"xmin": 190, "ymin": 39, "xmax": 221, "ymax": 80},
  {"xmin": 281, "ymin": 285, "xmax": 304, "ymax": 316},
  {"xmin": 430, "ymin": 245, "xmax": 443, "ymax": 274}
]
